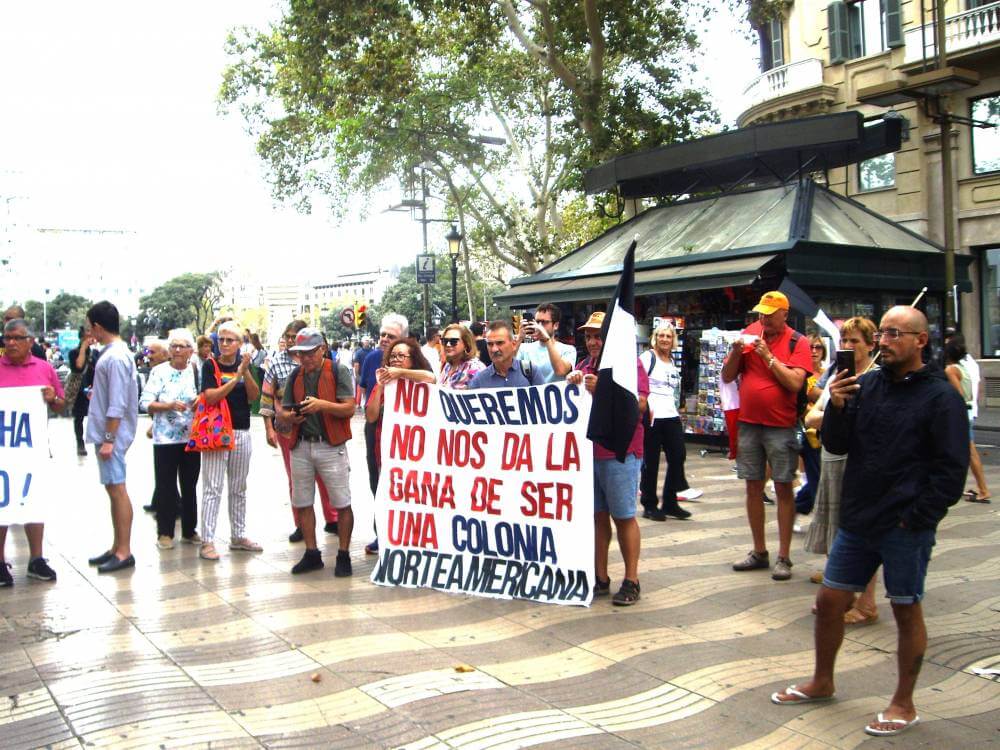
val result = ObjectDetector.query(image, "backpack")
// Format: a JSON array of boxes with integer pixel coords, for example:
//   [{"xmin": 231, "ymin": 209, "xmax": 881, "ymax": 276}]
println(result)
[
  {"xmin": 788, "ymin": 331, "xmax": 809, "ymax": 421},
  {"xmin": 518, "ymin": 360, "xmax": 534, "ymax": 382}
]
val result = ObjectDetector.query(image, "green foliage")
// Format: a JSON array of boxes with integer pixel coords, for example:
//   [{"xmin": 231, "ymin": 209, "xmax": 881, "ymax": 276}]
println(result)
[
  {"xmin": 138, "ymin": 272, "xmax": 224, "ymax": 337},
  {"xmin": 220, "ymin": 1, "xmax": 719, "ymax": 276},
  {"xmin": 46, "ymin": 293, "xmax": 92, "ymax": 332}
]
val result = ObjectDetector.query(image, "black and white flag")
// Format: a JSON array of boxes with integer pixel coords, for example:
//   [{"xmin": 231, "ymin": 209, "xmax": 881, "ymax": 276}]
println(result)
[{"xmin": 587, "ymin": 239, "xmax": 639, "ymax": 463}]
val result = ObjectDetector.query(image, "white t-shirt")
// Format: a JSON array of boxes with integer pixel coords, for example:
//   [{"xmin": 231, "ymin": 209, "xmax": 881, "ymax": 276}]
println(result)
[{"xmin": 640, "ymin": 350, "xmax": 680, "ymax": 420}]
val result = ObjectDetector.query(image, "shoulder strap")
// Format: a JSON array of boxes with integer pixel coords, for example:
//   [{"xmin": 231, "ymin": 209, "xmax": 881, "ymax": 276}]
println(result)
[
  {"xmin": 788, "ymin": 330, "xmax": 801, "ymax": 355},
  {"xmin": 519, "ymin": 360, "xmax": 533, "ymax": 380},
  {"xmin": 641, "ymin": 350, "xmax": 656, "ymax": 376},
  {"xmin": 191, "ymin": 362, "xmax": 200, "ymax": 391}
]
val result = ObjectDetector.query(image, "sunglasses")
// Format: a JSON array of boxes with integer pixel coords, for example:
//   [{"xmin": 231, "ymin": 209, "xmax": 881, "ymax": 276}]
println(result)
[
  {"xmin": 218, "ymin": 337, "xmax": 240, "ymax": 344},
  {"xmin": 441, "ymin": 337, "xmax": 461, "ymax": 346}
]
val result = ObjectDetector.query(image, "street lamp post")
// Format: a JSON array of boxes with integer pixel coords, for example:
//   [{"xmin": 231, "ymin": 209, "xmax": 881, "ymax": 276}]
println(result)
[
  {"xmin": 42, "ymin": 287, "xmax": 49, "ymax": 339},
  {"xmin": 446, "ymin": 225, "xmax": 463, "ymax": 323}
]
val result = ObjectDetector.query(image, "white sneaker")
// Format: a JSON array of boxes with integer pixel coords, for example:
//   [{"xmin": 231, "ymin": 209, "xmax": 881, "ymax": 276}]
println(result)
[
  {"xmin": 677, "ymin": 488, "xmax": 704, "ymax": 501},
  {"xmin": 793, "ymin": 524, "xmax": 804, "ymax": 534}
]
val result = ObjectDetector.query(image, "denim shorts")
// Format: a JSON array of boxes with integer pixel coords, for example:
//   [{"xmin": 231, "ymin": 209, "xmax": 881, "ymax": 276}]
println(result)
[
  {"xmin": 594, "ymin": 454, "xmax": 640, "ymax": 519},
  {"xmin": 823, "ymin": 526, "xmax": 935, "ymax": 605},
  {"xmin": 736, "ymin": 422, "xmax": 799, "ymax": 483},
  {"xmin": 95, "ymin": 443, "xmax": 127, "ymax": 486}
]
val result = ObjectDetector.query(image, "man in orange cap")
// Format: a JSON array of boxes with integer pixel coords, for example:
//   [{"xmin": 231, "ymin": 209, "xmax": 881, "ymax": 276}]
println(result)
[{"xmin": 721, "ymin": 290, "xmax": 812, "ymax": 581}]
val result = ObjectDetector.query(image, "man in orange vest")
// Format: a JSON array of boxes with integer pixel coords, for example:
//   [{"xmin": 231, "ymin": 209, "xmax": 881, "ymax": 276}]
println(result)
[{"xmin": 277, "ymin": 328, "xmax": 356, "ymax": 577}]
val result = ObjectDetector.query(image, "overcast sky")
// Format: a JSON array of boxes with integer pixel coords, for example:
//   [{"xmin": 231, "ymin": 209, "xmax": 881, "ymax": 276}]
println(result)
[{"xmin": 0, "ymin": 2, "xmax": 755, "ymax": 286}]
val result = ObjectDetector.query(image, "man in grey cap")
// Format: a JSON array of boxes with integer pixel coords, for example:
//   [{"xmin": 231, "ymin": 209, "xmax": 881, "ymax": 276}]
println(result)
[{"xmin": 276, "ymin": 328, "xmax": 357, "ymax": 577}]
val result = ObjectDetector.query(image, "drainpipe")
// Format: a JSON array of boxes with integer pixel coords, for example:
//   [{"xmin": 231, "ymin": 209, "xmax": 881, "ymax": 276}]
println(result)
[{"xmin": 935, "ymin": 0, "xmax": 956, "ymax": 329}]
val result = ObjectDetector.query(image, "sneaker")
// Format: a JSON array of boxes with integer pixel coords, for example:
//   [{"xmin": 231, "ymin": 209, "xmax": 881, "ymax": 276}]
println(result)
[
  {"xmin": 180, "ymin": 533, "xmax": 202, "ymax": 545},
  {"xmin": 288, "ymin": 527, "xmax": 304, "ymax": 543},
  {"xmin": 76, "ymin": 443, "xmax": 87, "ymax": 457},
  {"xmin": 26, "ymin": 557, "xmax": 57, "ymax": 582},
  {"xmin": 142, "ymin": 503, "xmax": 155, "ymax": 513},
  {"xmin": 642, "ymin": 508, "xmax": 668, "ymax": 521},
  {"xmin": 229, "ymin": 538, "xmax": 263, "ymax": 552},
  {"xmin": 677, "ymin": 488, "xmax": 704, "ymax": 501},
  {"xmin": 594, "ymin": 576, "xmax": 611, "ymax": 597},
  {"xmin": 1, "ymin": 561, "xmax": 12, "ymax": 587},
  {"xmin": 762, "ymin": 494, "xmax": 775, "ymax": 505},
  {"xmin": 156, "ymin": 536, "xmax": 174, "ymax": 550},
  {"xmin": 662, "ymin": 505, "xmax": 692, "ymax": 520},
  {"xmin": 334, "ymin": 550, "xmax": 352, "ymax": 577},
  {"xmin": 291, "ymin": 549, "xmax": 324, "ymax": 575},
  {"xmin": 364, "ymin": 539, "xmax": 379, "ymax": 555},
  {"xmin": 792, "ymin": 523, "xmax": 804, "ymax": 534},
  {"xmin": 324, "ymin": 522, "xmax": 338, "ymax": 534},
  {"xmin": 612, "ymin": 579, "xmax": 640, "ymax": 606},
  {"xmin": 772, "ymin": 557, "xmax": 793, "ymax": 581},
  {"xmin": 733, "ymin": 550, "xmax": 770, "ymax": 571}
]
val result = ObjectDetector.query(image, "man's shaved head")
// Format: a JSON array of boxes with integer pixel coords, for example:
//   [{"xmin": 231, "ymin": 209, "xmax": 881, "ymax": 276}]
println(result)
[{"xmin": 883, "ymin": 305, "xmax": 928, "ymax": 333}]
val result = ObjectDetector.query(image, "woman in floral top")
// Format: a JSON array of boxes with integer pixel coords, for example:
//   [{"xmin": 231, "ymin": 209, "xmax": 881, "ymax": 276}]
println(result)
[
  {"xmin": 139, "ymin": 328, "xmax": 201, "ymax": 550},
  {"xmin": 438, "ymin": 324, "xmax": 486, "ymax": 390}
]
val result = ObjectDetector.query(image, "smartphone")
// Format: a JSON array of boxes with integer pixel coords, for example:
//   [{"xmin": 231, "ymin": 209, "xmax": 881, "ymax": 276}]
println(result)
[
  {"xmin": 835, "ymin": 349, "xmax": 855, "ymax": 378},
  {"xmin": 291, "ymin": 402, "xmax": 304, "ymax": 415}
]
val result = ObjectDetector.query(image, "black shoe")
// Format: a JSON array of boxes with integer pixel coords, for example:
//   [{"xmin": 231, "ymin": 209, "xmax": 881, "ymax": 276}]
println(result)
[
  {"xmin": 142, "ymin": 504, "xmax": 155, "ymax": 513},
  {"xmin": 642, "ymin": 509, "xmax": 668, "ymax": 521},
  {"xmin": 661, "ymin": 505, "xmax": 692, "ymax": 520},
  {"xmin": 26, "ymin": 557, "xmax": 56, "ymax": 582},
  {"xmin": 612, "ymin": 579, "xmax": 640, "ymax": 606},
  {"xmin": 76, "ymin": 443, "xmax": 87, "ymax": 457},
  {"xmin": 334, "ymin": 550, "xmax": 352, "ymax": 577},
  {"xmin": 288, "ymin": 527, "xmax": 304, "ymax": 543},
  {"xmin": 594, "ymin": 576, "xmax": 611, "ymax": 597},
  {"xmin": 291, "ymin": 549, "xmax": 324, "ymax": 575},
  {"xmin": 0, "ymin": 562, "xmax": 11, "ymax": 587},
  {"xmin": 97, "ymin": 554, "xmax": 135, "ymax": 574},
  {"xmin": 762, "ymin": 494, "xmax": 775, "ymax": 505},
  {"xmin": 324, "ymin": 522, "xmax": 338, "ymax": 534},
  {"xmin": 88, "ymin": 550, "xmax": 114, "ymax": 566}
]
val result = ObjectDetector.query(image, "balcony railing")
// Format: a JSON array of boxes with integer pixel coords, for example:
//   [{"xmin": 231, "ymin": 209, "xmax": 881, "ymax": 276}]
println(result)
[
  {"xmin": 904, "ymin": 1, "xmax": 1000, "ymax": 64},
  {"xmin": 741, "ymin": 58, "xmax": 825, "ymax": 112}
]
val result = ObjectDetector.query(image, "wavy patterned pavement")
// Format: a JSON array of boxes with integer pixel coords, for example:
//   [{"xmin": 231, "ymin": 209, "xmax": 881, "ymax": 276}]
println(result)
[{"xmin": 1, "ymin": 417, "xmax": 999, "ymax": 749}]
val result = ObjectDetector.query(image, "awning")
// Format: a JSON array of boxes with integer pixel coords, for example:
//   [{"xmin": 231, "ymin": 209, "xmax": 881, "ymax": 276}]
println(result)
[{"xmin": 494, "ymin": 254, "xmax": 777, "ymax": 307}]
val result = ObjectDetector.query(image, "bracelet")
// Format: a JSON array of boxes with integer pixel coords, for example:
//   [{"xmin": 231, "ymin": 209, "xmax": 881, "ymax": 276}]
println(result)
[{"xmin": 768, "ymin": 357, "xmax": 776, "ymax": 370}]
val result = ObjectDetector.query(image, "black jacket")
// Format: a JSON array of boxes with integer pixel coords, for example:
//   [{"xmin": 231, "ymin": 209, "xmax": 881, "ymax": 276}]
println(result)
[{"xmin": 822, "ymin": 364, "xmax": 969, "ymax": 537}]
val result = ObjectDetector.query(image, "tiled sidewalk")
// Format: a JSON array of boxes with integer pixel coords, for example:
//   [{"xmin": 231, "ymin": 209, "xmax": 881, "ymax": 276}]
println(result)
[{"xmin": 2, "ymin": 417, "xmax": 999, "ymax": 749}]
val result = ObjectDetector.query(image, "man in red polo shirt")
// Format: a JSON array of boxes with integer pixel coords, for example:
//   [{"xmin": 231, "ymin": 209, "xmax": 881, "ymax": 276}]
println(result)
[{"xmin": 721, "ymin": 291, "xmax": 812, "ymax": 581}]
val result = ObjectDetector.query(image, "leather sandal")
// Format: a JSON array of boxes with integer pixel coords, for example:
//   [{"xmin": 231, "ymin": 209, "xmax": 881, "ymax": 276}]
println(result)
[
  {"xmin": 199, "ymin": 543, "xmax": 220, "ymax": 561},
  {"xmin": 844, "ymin": 606, "xmax": 878, "ymax": 626}
]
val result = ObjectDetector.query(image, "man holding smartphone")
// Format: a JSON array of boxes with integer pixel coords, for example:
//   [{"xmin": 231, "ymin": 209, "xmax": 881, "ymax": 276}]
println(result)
[
  {"xmin": 515, "ymin": 303, "xmax": 576, "ymax": 383},
  {"xmin": 771, "ymin": 305, "xmax": 968, "ymax": 738},
  {"xmin": 721, "ymin": 290, "xmax": 812, "ymax": 581}
]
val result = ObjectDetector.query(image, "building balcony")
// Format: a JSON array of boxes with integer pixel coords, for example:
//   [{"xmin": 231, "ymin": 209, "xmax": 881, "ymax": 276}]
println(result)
[
  {"xmin": 737, "ymin": 59, "xmax": 838, "ymax": 128},
  {"xmin": 904, "ymin": 1, "xmax": 1000, "ymax": 65}
]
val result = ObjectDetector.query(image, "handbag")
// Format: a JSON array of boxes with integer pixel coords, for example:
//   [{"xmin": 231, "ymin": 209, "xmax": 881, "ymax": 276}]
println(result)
[
  {"xmin": 63, "ymin": 371, "xmax": 83, "ymax": 407},
  {"xmin": 185, "ymin": 358, "xmax": 234, "ymax": 452}
]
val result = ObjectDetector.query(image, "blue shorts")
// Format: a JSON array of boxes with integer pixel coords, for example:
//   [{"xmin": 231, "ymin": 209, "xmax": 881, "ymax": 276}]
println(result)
[
  {"xmin": 95, "ymin": 444, "xmax": 127, "ymax": 486},
  {"xmin": 823, "ymin": 526, "xmax": 935, "ymax": 605},
  {"xmin": 594, "ymin": 454, "xmax": 640, "ymax": 520}
]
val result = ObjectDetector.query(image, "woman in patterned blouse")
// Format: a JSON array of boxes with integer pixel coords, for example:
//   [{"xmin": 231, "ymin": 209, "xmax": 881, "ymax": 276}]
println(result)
[
  {"xmin": 139, "ymin": 328, "xmax": 201, "ymax": 550},
  {"xmin": 438, "ymin": 324, "xmax": 486, "ymax": 390}
]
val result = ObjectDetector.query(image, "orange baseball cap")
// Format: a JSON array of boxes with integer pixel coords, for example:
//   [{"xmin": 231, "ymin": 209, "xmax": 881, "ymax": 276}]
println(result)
[{"xmin": 752, "ymin": 291, "xmax": 790, "ymax": 315}]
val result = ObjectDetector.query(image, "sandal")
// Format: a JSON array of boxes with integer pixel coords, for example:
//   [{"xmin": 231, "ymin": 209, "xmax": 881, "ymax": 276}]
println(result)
[
  {"xmin": 199, "ymin": 543, "xmax": 220, "ymax": 561},
  {"xmin": 844, "ymin": 607, "xmax": 878, "ymax": 626},
  {"xmin": 770, "ymin": 684, "xmax": 835, "ymax": 705},
  {"xmin": 965, "ymin": 490, "xmax": 991, "ymax": 504},
  {"xmin": 229, "ymin": 538, "xmax": 263, "ymax": 552},
  {"xmin": 809, "ymin": 570, "xmax": 823, "ymax": 585},
  {"xmin": 864, "ymin": 712, "xmax": 920, "ymax": 737}
]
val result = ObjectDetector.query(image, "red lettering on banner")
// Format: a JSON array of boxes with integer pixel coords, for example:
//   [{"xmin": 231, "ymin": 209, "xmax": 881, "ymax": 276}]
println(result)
[
  {"xmin": 437, "ymin": 429, "xmax": 487, "ymax": 469},
  {"xmin": 387, "ymin": 509, "xmax": 439, "ymax": 549},
  {"xmin": 501, "ymin": 433, "xmax": 533, "ymax": 471},
  {"xmin": 520, "ymin": 481, "xmax": 574, "ymax": 521},
  {"xmin": 394, "ymin": 379, "xmax": 429, "ymax": 416},
  {"xmin": 387, "ymin": 468, "xmax": 455, "ymax": 508},
  {"xmin": 470, "ymin": 476, "xmax": 502, "ymax": 515},
  {"xmin": 545, "ymin": 432, "xmax": 580, "ymax": 471},
  {"xmin": 389, "ymin": 424, "xmax": 425, "ymax": 460}
]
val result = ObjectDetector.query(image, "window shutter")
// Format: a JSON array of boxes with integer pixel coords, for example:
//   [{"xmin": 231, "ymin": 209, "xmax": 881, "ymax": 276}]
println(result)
[
  {"xmin": 770, "ymin": 18, "xmax": 785, "ymax": 67},
  {"xmin": 828, "ymin": 2, "xmax": 849, "ymax": 64},
  {"xmin": 885, "ymin": 0, "xmax": 904, "ymax": 48},
  {"xmin": 759, "ymin": 26, "xmax": 774, "ymax": 71}
]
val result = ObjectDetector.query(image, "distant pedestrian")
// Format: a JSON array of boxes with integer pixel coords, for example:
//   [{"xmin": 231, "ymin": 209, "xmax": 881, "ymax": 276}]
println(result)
[
  {"xmin": 470, "ymin": 321, "xmax": 490, "ymax": 366},
  {"xmin": 0, "ymin": 318, "xmax": 65, "ymax": 587},
  {"xmin": 68, "ymin": 327, "xmax": 98, "ymax": 457},
  {"xmin": 85, "ymin": 301, "xmax": 139, "ymax": 574}
]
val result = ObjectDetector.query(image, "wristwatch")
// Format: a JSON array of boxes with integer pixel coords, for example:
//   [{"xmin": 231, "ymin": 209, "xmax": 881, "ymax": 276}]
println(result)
[{"xmin": 103, "ymin": 431, "xmax": 115, "ymax": 443}]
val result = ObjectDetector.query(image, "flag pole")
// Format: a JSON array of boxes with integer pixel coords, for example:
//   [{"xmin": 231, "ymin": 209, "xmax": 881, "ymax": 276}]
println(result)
[{"xmin": 863, "ymin": 286, "xmax": 930, "ymax": 374}]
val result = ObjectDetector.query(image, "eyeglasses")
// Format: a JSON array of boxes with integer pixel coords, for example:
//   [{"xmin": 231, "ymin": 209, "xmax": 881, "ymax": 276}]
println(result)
[
  {"xmin": 282, "ymin": 334, "xmax": 297, "ymax": 341},
  {"xmin": 218, "ymin": 337, "xmax": 240, "ymax": 344},
  {"xmin": 441, "ymin": 337, "xmax": 461, "ymax": 347},
  {"xmin": 2, "ymin": 335, "xmax": 28, "ymax": 342},
  {"xmin": 169, "ymin": 344, "xmax": 192, "ymax": 350},
  {"xmin": 874, "ymin": 328, "xmax": 921, "ymax": 342},
  {"xmin": 388, "ymin": 352, "xmax": 411, "ymax": 361}
]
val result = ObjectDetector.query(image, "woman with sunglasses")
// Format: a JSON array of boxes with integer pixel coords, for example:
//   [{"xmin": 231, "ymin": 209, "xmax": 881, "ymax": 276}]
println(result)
[
  {"xmin": 364, "ymin": 338, "xmax": 435, "ymax": 553},
  {"xmin": 438, "ymin": 324, "xmax": 486, "ymax": 390},
  {"xmin": 198, "ymin": 320, "xmax": 262, "ymax": 561}
]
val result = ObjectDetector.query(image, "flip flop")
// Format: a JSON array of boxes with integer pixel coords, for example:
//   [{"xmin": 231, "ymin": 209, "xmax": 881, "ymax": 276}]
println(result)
[
  {"xmin": 844, "ymin": 607, "xmax": 879, "ymax": 626},
  {"xmin": 965, "ymin": 490, "xmax": 991, "ymax": 504},
  {"xmin": 770, "ymin": 684, "xmax": 835, "ymax": 705},
  {"xmin": 863, "ymin": 712, "xmax": 920, "ymax": 736}
]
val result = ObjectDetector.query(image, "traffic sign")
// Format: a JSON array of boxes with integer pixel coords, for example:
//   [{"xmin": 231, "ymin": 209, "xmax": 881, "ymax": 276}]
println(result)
[{"xmin": 416, "ymin": 254, "xmax": 436, "ymax": 284}]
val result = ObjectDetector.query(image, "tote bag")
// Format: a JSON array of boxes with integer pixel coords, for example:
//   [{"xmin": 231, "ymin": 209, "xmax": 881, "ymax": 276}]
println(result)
[{"xmin": 185, "ymin": 358, "xmax": 235, "ymax": 452}]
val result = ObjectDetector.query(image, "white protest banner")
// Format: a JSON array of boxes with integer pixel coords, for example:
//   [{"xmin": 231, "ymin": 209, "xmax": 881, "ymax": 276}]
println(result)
[
  {"xmin": 0, "ymin": 387, "xmax": 52, "ymax": 525},
  {"xmin": 371, "ymin": 379, "xmax": 595, "ymax": 606}
]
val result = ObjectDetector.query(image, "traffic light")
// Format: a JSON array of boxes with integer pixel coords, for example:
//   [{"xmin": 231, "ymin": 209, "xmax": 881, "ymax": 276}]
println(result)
[{"xmin": 354, "ymin": 302, "xmax": 367, "ymax": 330}]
